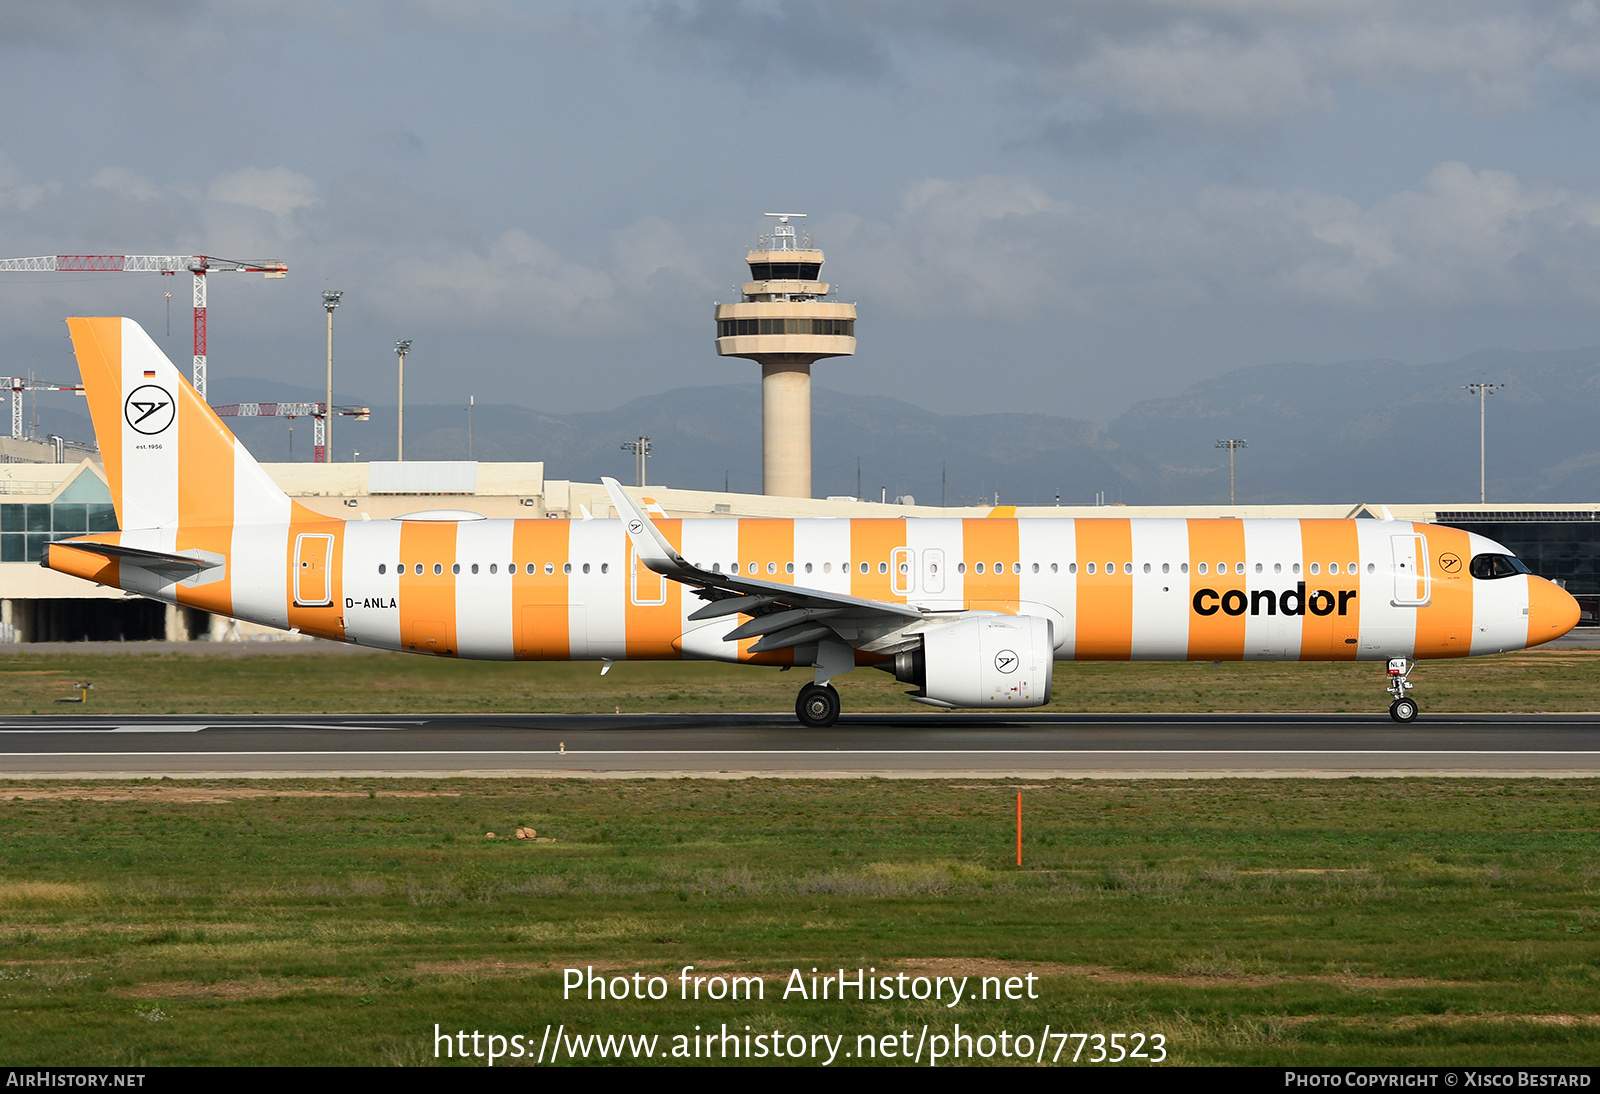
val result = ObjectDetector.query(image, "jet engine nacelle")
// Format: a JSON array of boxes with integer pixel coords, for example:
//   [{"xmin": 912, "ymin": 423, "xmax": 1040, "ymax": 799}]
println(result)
[{"xmin": 892, "ymin": 612, "xmax": 1054, "ymax": 708}]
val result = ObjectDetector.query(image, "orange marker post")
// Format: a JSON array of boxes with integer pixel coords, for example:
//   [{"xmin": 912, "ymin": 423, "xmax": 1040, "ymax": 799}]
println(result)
[{"xmin": 1015, "ymin": 791, "xmax": 1022, "ymax": 866}]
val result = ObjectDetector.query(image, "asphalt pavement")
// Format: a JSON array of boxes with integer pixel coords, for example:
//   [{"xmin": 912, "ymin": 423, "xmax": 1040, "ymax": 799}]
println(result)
[{"xmin": 1, "ymin": 711, "xmax": 1597, "ymax": 778}]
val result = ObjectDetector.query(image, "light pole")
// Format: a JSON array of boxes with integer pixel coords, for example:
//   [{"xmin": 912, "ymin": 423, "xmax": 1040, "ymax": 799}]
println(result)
[
  {"xmin": 395, "ymin": 340, "xmax": 412, "ymax": 461},
  {"xmin": 1215, "ymin": 439, "xmax": 1247, "ymax": 505},
  {"xmin": 620, "ymin": 436, "xmax": 652, "ymax": 488},
  {"xmin": 1465, "ymin": 381, "xmax": 1504, "ymax": 503},
  {"xmin": 466, "ymin": 395, "xmax": 474, "ymax": 460},
  {"xmin": 320, "ymin": 290, "xmax": 342, "ymax": 463}
]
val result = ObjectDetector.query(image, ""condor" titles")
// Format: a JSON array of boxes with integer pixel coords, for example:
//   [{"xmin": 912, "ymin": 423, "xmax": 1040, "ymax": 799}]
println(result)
[{"xmin": 1192, "ymin": 582, "xmax": 1356, "ymax": 618}]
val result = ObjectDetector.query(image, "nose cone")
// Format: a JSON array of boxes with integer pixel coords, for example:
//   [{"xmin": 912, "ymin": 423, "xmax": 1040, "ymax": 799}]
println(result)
[{"xmin": 1527, "ymin": 577, "xmax": 1581, "ymax": 648}]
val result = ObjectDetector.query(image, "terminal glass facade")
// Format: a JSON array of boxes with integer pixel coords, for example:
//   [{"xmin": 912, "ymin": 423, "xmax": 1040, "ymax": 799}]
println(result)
[{"xmin": 0, "ymin": 472, "xmax": 118, "ymax": 563}]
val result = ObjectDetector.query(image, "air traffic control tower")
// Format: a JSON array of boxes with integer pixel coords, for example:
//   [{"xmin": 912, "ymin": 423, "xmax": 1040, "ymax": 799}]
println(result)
[{"xmin": 714, "ymin": 214, "xmax": 856, "ymax": 497}]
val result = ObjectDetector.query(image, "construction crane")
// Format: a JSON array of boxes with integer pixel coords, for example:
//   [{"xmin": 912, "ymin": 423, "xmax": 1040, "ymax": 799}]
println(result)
[
  {"xmin": 1, "ymin": 376, "xmax": 85, "ymax": 441},
  {"xmin": 213, "ymin": 401, "xmax": 371, "ymax": 463},
  {"xmin": 0, "ymin": 254, "xmax": 287, "ymax": 402}
]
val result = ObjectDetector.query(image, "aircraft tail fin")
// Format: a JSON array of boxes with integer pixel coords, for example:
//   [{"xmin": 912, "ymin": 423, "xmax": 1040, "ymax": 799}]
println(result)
[{"xmin": 66, "ymin": 317, "xmax": 294, "ymax": 531}]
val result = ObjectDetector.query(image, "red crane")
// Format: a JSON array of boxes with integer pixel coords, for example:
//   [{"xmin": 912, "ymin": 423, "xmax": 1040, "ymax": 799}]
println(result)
[{"xmin": 0, "ymin": 254, "xmax": 286, "ymax": 402}]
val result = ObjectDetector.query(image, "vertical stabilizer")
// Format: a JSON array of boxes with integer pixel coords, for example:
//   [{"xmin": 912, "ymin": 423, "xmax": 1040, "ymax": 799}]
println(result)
[{"xmin": 67, "ymin": 317, "xmax": 297, "ymax": 532}]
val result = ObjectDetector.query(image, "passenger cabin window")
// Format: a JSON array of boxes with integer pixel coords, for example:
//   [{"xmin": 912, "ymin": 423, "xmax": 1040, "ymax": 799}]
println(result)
[
  {"xmin": 1198, "ymin": 563, "xmax": 1207, "ymax": 575},
  {"xmin": 378, "ymin": 564, "xmax": 386, "ymax": 574},
  {"xmin": 1470, "ymin": 553, "xmax": 1531, "ymax": 579}
]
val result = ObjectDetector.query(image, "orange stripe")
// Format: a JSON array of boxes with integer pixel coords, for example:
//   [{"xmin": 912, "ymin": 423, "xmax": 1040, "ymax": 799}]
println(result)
[
  {"xmin": 66, "ymin": 319, "xmax": 124, "ymax": 525},
  {"xmin": 848, "ymin": 519, "xmax": 905, "ymax": 603},
  {"xmin": 739, "ymin": 518, "xmax": 798, "ymax": 664},
  {"xmin": 1413, "ymin": 525, "xmax": 1473, "ymax": 659},
  {"xmin": 394, "ymin": 522, "xmax": 459, "ymax": 656},
  {"xmin": 173, "ymin": 394, "xmax": 236, "ymax": 616},
  {"xmin": 46, "ymin": 542, "xmax": 119, "ymax": 587},
  {"xmin": 511, "ymin": 519, "xmax": 571, "ymax": 659},
  {"xmin": 623, "ymin": 519, "xmax": 683, "ymax": 660},
  {"xmin": 1073, "ymin": 519, "xmax": 1133, "ymax": 659},
  {"xmin": 1297, "ymin": 521, "xmax": 1361, "ymax": 661},
  {"xmin": 961, "ymin": 517, "xmax": 1021, "ymax": 613},
  {"xmin": 284, "ymin": 521, "xmax": 346, "ymax": 641},
  {"xmin": 1185, "ymin": 519, "xmax": 1248, "ymax": 660}
]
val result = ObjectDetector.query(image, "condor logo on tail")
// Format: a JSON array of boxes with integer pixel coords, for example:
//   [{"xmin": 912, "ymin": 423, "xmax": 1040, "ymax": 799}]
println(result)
[
  {"xmin": 123, "ymin": 384, "xmax": 174, "ymax": 435},
  {"xmin": 1193, "ymin": 582, "xmax": 1357, "ymax": 618}
]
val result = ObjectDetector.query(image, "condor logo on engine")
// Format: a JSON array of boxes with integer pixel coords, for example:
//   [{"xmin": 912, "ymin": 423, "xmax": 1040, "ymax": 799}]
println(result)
[{"xmin": 1192, "ymin": 582, "xmax": 1357, "ymax": 618}]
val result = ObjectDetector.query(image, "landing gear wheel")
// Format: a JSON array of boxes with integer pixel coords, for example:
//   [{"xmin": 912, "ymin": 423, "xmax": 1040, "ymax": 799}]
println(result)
[
  {"xmin": 1389, "ymin": 697, "xmax": 1419, "ymax": 724},
  {"xmin": 796, "ymin": 683, "xmax": 841, "ymax": 728}
]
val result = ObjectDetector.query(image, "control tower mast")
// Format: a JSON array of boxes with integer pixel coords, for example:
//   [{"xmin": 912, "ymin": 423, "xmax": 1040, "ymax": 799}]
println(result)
[{"xmin": 714, "ymin": 214, "xmax": 856, "ymax": 498}]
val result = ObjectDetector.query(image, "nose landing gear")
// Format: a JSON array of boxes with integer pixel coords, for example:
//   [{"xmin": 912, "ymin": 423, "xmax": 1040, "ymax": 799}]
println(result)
[
  {"xmin": 1386, "ymin": 658, "xmax": 1418, "ymax": 723},
  {"xmin": 796, "ymin": 683, "xmax": 841, "ymax": 728}
]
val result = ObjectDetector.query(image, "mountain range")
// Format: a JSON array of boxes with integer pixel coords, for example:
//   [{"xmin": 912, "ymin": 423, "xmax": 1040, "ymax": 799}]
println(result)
[{"xmin": 17, "ymin": 345, "xmax": 1600, "ymax": 506}]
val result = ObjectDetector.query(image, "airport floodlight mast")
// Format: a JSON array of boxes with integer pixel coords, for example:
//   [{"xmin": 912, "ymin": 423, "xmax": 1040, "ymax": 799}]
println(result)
[
  {"xmin": 714, "ymin": 213, "xmax": 857, "ymax": 497},
  {"xmin": 1215, "ymin": 439, "xmax": 1248, "ymax": 505},
  {"xmin": 0, "ymin": 254, "xmax": 287, "ymax": 401},
  {"xmin": 621, "ymin": 436, "xmax": 652, "ymax": 488},
  {"xmin": 1465, "ymin": 381, "xmax": 1504, "ymax": 503},
  {"xmin": 320, "ymin": 291, "xmax": 343, "ymax": 463},
  {"xmin": 395, "ymin": 340, "xmax": 412, "ymax": 461}
]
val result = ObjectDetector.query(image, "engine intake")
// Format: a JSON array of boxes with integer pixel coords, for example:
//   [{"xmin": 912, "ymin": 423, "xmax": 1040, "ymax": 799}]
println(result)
[{"xmin": 891, "ymin": 613, "xmax": 1054, "ymax": 708}]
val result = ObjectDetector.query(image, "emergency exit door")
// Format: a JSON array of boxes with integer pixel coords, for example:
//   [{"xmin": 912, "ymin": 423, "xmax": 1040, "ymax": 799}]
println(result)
[{"xmin": 1391, "ymin": 534, "xmax": 1431, "ymax": 607}]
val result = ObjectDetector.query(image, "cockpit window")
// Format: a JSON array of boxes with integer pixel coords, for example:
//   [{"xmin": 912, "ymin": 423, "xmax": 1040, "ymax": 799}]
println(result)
[{"xmin": 1469, "ymin": 553, "xmax": 1531, "ymax": 580}]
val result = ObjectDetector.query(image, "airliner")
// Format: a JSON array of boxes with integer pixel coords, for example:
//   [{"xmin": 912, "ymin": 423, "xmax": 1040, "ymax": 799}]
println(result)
[{"xmin": 43, "ymin": 318, "xmax": 1579, "ymax": 726}]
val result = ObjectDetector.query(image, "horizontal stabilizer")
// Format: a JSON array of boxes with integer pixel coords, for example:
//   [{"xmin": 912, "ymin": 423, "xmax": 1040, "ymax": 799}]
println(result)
[{"xmin": 43, "ymin": 539, "xmax": 215, "ymax": 574}]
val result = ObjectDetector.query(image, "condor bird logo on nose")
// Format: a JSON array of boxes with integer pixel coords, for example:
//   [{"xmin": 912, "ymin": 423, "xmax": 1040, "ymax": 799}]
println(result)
[{"xmin": 124, "ymin": 384, "xmax": 174, "ymax": 435}]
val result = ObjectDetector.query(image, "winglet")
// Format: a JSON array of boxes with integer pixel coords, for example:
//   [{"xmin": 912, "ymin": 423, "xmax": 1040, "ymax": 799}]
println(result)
[{"xmin": 602, "ymin": 477, "xmax": 692, "ymax": 577}]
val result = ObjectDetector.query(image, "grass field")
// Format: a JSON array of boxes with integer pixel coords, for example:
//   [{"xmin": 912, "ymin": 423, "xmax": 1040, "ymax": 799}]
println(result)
[
  {"xmin": 1, "ymin": 643, "xmax": 1598, "ymax": 715},
  {"xmin": 1, "ymin": 777, "xmax": 1598, "ymax": 1066}
]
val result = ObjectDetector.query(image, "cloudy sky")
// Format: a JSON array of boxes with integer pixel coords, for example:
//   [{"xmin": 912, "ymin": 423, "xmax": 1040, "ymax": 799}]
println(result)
[{"xmin": 1, "ymin": 0, "xmax": 1599, "ymax": 435}]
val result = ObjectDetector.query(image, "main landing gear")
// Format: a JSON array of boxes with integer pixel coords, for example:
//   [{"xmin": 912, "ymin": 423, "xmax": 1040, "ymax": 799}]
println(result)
[
  {"xmin": 1386, "ymin": 658, "xmax": 1419, "ymax": 723},
  {"xmin": 796, "ymin": 683, "xmax": 841, "ymax": 729}
]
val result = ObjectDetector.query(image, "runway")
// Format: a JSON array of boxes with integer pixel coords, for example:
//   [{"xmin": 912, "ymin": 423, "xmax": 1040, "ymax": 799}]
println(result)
[{"xmin": 2, "ymin": 711, "xmax": 1599, "ymax": 778}]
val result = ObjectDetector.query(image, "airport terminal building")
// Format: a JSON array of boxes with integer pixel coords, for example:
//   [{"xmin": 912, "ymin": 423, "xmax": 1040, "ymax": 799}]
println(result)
[{"xmin": 3, "ymin": 456, "xmax": 1597, "ymax": 643}]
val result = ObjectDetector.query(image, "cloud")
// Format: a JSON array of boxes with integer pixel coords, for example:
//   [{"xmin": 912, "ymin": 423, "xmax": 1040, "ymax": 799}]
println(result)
[
  {"xmin": 624, "ymin": 2, "xmax": 1600, "ymax": 127},
  {"xmin": 822, "ymin": 164, "xmax": 1600, "ymax": 321},
  {"xmin": 207, "ymin": 168, "xmax": 318, "ymax": 221}
]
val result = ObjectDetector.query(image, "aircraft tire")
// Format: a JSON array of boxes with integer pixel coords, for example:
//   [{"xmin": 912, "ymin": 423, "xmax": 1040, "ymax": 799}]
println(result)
[
  {"xmin": 796, "ymin": 683, "xmax": 841, "ymax": 729},
  {"xmin": 1389, "ymin": 697, "xmax": 1419, "ymax": 724}
]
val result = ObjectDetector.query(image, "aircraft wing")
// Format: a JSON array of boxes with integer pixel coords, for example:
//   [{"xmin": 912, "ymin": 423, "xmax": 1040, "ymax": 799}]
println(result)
[{"xmin": 602, "ymin": 478, "xmax": 923, "ymax": 653}]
